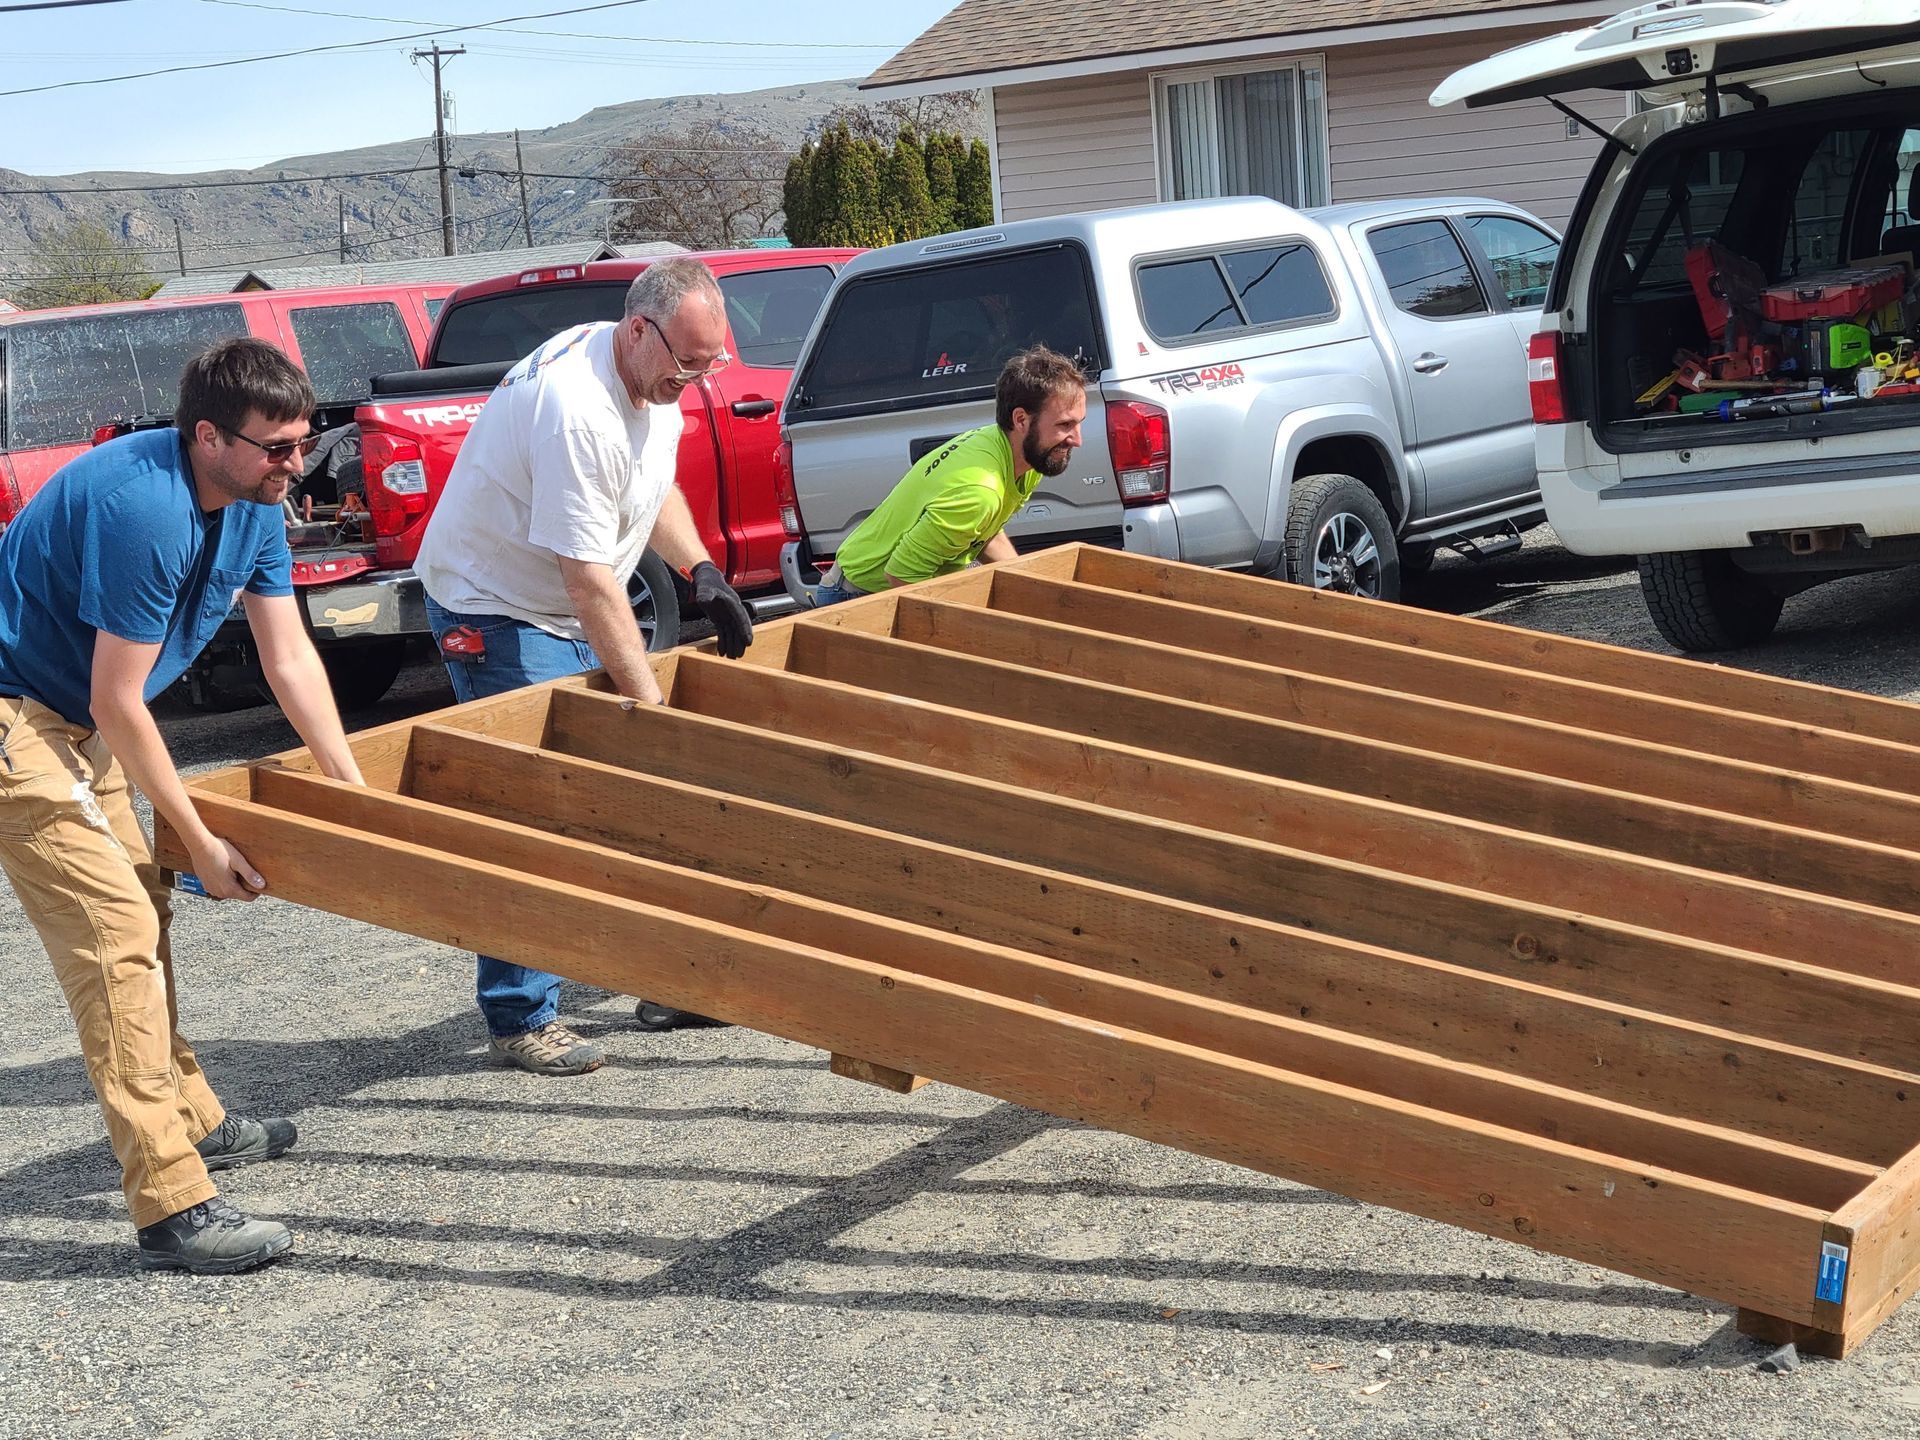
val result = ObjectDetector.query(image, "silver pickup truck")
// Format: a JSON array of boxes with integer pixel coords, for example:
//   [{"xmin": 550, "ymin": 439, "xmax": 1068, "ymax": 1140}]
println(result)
[{"xmin": 777, "ymin": 194, "xmax": 1560, "ymax": 603}]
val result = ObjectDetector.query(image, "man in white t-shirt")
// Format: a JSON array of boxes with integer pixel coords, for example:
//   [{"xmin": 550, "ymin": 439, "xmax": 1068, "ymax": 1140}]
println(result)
[{"xmin": 416, "ymin": 256, "xmax": 755, "ymax": 1076}]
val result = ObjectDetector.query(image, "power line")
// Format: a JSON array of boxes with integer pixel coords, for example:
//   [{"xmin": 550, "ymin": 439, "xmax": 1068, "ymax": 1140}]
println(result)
[
  {"xmin": 0, "ymin": 0, "xmax": 132, "ymax": 10},
  {"xmin": 197, "ymin": 0, "xmax": 889, "ymax": 49},
  {"xmin": 0, "ymin": 0, "xmax": 656, "ymax": 101}
]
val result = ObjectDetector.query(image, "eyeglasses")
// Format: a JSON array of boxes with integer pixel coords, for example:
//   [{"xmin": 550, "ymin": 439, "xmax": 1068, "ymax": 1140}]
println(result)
[
  {"xmin": 220, "ymin": 425, "xmax": 321, "ymax": 464},
  {"xmin": 641, "ymin": 314, "xmax": 731, "ymax": 382}
]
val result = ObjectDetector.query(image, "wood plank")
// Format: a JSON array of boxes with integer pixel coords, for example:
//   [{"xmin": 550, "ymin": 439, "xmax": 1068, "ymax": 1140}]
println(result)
[
  {"xmin": 255, "ymin": 766, "xmax": 1878, "ymax": 1206},
  {"xmin": 830, "ymin": 1054, "xmax": 929, "ymax": 1092},
  {"xmin": 670, "ymin": 652, "xmax": 1920, "ymax": 983},
  {"xmin": 1073, "ymin": 547, "xmax": 1920, "ymax": 750},
  {"xmin": 170, "ymin": 786, "xmax": 1842, "ymax": 1322},
  {"xmin": 985, "ymin": 571, "xmax": 1920, "ymax": 796},
  {"xmin": 891, "ymin": 597, "xmax": 1920, "ymax": 854},
  {"xmin": 266, "ymin": 768, "xmax": 1873, "ymax": 1205},
  {"xmin": 781, "ymin": 621, "xmax": 1920, "ymax": 880},
  {"xmin": 399, "ymin": 726, "xmax": 1920, "ymax": 1164},
  {"xmin": 541, "ymin": 687, "xmax": 1920, "ymax": 1071},
  {"xmin": 1827, "ymin": 1147, "xmax": 1920, "ymax": 1351}
]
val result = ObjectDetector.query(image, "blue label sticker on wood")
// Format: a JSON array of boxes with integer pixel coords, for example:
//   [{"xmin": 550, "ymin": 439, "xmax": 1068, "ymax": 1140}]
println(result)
[
  {"xmin": 1817, "ymin": 1240, "xmax": 1850, "ymax": 1305},
  {"xmin": 174, "ymin": 872, "xmax": 208, "ymax": 898}
]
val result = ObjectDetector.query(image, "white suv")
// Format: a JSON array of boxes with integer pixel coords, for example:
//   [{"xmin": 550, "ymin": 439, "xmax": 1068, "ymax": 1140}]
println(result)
[{"xmin": 1439, "ymin": 0, "xmax": 1920, "ymax": 649}]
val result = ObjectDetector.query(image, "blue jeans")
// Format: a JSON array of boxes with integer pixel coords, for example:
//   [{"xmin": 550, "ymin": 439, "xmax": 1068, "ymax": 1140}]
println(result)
[
  {"xmin": 810, "ymin": 577, "xmax": 867, "ymax": 608},
  {"xmin": 425, "ymin": 595, "xmax": 601, "ymax": 1038}
]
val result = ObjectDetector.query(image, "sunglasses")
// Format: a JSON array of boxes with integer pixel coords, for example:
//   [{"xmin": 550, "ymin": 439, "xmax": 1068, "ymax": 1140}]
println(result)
[
  {"xmin": 640, "ymin": 314, "xmax": 732, "ymax": 382},
  {"xmin": 220, "ymin": 425, "xmax": 322, "ymax": 464}
]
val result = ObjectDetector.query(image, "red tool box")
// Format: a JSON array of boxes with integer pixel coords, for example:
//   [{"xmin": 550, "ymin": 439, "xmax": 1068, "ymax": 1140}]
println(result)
[{"xmin": 1761, "ymin": 266, "xmax": 1905, "ymax": 323}]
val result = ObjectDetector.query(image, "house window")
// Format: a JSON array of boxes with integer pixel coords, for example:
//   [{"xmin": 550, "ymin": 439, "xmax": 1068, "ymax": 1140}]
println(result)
[{"xmin": 1156, "ymin": 60, "xmax": 1329, "ymax": 208}]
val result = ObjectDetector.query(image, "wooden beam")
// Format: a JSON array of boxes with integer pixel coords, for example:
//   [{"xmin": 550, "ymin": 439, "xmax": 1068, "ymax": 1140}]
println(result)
[
  {"xmin": 399, "ymin": 726, "xmax": 1920, "ymax": 1164},
  {"xmin": 172, "ymin": 786, "xmax": 1843, "ymax": 1322},
  {"xmin": 246, "ymin": 766, "xmax": 1878, "ymax": 1207},
  {"xmin": 669, "ymin": 652, "xmax": 1920, "ymax": 982},
  {"xmin": 830, "ymin": 1054, "xmax": 929, "ymax": 1092},
  {"xmin": 541, "ymin": 687, "xmax": 1920, "ymax": 1070},
  {"xmin": 1073, "ymin": 547, "xmax": 1920, "ymax": 751},
  {"xmin": 890, "ymin": 597, "xmax": 1920, "ymax": 854},
  {"xmin": 985, "ymin": 571, "xmax": 1920, "ymax": 796},
  {"xmin": 782, "ymin": 621, "xmax": 1920, "ymax": 874}
]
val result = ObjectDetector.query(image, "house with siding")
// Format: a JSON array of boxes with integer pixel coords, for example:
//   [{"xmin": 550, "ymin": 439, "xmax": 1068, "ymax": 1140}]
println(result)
[{"xmin": 862, "ymin": 0, "xmax": 1624, "ymax": 230}]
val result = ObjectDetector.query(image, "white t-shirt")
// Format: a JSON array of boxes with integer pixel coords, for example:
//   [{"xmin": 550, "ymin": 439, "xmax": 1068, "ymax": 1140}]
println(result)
[{"xmin": 416, "ymin": 321, "xmax": 683, "ymax": 639}]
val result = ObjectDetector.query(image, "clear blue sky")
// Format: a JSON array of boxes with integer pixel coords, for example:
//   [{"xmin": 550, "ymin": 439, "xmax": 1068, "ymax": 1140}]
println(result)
[{"xmin": 0, "ymin": 0, "xmax": 965, "ymax": 176}]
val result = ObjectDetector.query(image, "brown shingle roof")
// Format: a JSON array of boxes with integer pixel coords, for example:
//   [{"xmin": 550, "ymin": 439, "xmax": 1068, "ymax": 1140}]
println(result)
[{"xmin": 865, "ymin": 0, "xmax": 1598, "ymax": 90}]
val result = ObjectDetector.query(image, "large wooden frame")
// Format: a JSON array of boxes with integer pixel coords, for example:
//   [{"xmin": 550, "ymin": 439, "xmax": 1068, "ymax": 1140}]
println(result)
[{"xmin": 161, "ymin": 545, "xmax": 1920, "ymax": 1357}]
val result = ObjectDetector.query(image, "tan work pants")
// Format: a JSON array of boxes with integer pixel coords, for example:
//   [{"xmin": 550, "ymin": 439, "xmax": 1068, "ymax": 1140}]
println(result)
[{"xmin": 0, "ymin": 694, "xmax": 223, "ymax": 1228}]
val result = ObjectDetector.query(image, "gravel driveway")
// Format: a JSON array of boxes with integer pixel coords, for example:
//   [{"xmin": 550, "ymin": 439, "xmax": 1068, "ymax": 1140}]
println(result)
[{"xmin": 5, "ymin": 535, "xmax": 1920, "ymax": 1439}]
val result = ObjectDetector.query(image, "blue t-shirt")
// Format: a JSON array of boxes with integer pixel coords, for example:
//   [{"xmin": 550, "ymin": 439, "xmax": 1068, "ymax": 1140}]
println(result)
[{"xmin": 0, "ymin": 428, "xmax": 292, "ymax": 726}]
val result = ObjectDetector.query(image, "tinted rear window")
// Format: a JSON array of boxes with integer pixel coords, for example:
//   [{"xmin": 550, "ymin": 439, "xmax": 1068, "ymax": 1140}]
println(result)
[
  {"xmin": 794, "ymin": 246, "xmax": 1101, "ymax": 415},
  {"xmin": 4, "ymin": 303, "xmax": 248, "ymax": 451},
  {"xmin": 1138, "ymin": 258, "xmax": 1241, "ymax": 338},
  {"xmin": 1138, "ymin": 243, "xmax": 1336, "ymax": 340},
  {"xmin": 1224, "ymin": 244, "xmax": 1336, "ymax": 326},
  {"xmin": 288, "ymin": 301, "xmax": 420, "ymax": 405},
  {"xmin": 429, "ymin": 281, "xmax": 629, "ymax": 366},
  {"xmin": 718, "ymin": 265, "xmax": 834, "ymax": 370}
]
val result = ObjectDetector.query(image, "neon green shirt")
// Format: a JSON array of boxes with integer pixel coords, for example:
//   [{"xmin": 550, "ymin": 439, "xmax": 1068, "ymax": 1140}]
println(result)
[{"xmin": 834, "ymin": 425, "xmax": 1040, "ymax": 592}]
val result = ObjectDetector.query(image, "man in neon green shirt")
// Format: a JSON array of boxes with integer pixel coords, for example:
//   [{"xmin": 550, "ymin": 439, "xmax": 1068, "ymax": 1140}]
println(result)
[{"xmin": 813, "ymin": 346, "xmax": 1087, "ymax": 604}]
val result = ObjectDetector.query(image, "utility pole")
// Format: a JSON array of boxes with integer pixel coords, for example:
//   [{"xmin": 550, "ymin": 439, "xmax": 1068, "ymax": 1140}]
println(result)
[
  {"xmin": 338, "ymin": 194, "xmax": 348, "ymax": 262},
  {"xmin": 173, "ymin": 218, "xmax": 185, "ymax": 276},
  {"xmin": 515, "ymin": 129, "xmax": 533, "ymax": 246},
  {"xmin": 413, "ymin": 43, "xmax": 465, "ymax": 256}
]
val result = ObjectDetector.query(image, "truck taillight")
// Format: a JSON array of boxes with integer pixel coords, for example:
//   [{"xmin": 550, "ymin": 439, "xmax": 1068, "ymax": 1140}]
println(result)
[
  {"xmin": 773, "ymin": 437, "xmax": 801, "ymax": 538},
  {"xmin": 1528, "ymin": 331, "xmax": 1568, "ymax": 424},
  {"xmin": 361, "ymin": 430, "xmax": 428, "ymax": 538},
  {"xmin": 1106, "ymin": 399, "xmax": 1171, "ymax": 506}
]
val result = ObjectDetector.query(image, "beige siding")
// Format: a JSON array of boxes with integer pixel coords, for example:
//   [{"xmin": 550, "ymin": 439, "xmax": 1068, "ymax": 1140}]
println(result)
[
  {"xmin": 995, "ymin": 75, "xmax": 1158, "ymax": 223},
  {"xmin": 1327, "ymin": 29, "xmax": 1613, "ymax": 228},
  {"xmin": 989, "ymin": 21, "xmax": 1619, "ymax": 231}
]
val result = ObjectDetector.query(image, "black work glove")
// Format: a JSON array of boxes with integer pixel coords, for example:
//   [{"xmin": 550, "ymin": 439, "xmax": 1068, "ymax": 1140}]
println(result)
[{"xmin": 688, "ymin": 560, "xmax": 754, "ymax": 659}]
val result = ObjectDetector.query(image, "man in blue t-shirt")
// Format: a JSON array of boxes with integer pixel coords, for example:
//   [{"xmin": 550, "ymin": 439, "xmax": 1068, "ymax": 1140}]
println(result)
[{"xmin": 0, "ymin": 338, "xmax": 365, "ymax": 1275}]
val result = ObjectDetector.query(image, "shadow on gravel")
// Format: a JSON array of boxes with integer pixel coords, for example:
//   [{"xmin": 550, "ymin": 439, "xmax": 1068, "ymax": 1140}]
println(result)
[
  {"xmin": 1405, "ymin": 552, "xmax": 1635, "ymax": 619},
  {"xmin": 0, "ymin": 1021, "xmax": 1719, "ymax": 1365}
]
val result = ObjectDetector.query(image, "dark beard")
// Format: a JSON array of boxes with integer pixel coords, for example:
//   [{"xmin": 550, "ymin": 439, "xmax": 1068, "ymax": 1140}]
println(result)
[{"xmin": 1022, "ymin": 431, "xmax": 1072, "ymax": 477}]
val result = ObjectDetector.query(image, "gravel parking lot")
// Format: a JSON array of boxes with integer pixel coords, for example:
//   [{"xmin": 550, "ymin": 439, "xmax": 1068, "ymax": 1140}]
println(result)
[{"xmin": 5, "ymin": 534, "xmax": 1920, "ymax": 1439}]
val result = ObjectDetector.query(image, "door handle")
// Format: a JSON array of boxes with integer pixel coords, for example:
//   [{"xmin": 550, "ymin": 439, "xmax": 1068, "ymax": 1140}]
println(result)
[
  {"xmin": 1412, "ymin": 353, "xmax": 1449, "ymax": 375},
  {"xmin": 730, "ymin": 398, "xmax": 779, "ymax": 418}
]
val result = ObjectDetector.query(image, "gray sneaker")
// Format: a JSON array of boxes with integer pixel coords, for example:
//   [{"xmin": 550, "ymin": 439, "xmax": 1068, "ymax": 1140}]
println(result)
[
  {"xmin": 137, "ymin": 1197, "xmax": 293, "ymax": 1274},
  {"xmin": 195, "ymin": 1114, "xmax": 297, "ymax": 1172},
  {"xmin": 489, "ymin": 1021, "xmax": 605, "ymax": 1076}
]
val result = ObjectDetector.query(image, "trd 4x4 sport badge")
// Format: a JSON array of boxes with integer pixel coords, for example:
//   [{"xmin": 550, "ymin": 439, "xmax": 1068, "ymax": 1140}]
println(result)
[{"xmin": 1150, "ymin": 362, "xmax": 1246, "ymax": 395}]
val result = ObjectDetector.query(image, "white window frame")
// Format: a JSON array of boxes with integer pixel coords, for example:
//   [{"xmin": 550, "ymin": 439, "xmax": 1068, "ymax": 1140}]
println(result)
[{"xmin": 1149, "ymin": 54, "xmax": 1331, "ymax": 209}]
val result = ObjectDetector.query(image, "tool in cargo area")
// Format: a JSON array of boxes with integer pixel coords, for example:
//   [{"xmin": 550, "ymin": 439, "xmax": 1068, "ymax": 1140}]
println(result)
[
  {"xmin": 1716, "ymin": 389, "xmax": 1860, "ymax": 421},
  {"xmin": 1635, "ymin": 369, "xmax": 1681, "ymax": 407}
]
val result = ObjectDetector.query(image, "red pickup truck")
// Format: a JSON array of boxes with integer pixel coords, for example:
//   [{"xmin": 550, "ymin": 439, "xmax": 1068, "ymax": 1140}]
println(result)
[{"xmin": 328, "ymin": 247, "xmax": 860, "ymax": 701}]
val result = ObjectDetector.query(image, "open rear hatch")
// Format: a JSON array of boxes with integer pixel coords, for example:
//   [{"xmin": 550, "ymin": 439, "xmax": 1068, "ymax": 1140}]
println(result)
[{"xmin": 1433, "ymin": 1, "xmax": 1920, "ymax": 111}]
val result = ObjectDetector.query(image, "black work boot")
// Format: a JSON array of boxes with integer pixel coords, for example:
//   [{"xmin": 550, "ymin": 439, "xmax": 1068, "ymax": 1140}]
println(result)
[
  {"xmin": 634, "ymin": 1000, "xmax": 729, "ymax": 1032},
  {"xmin": 194, "ymin": 1114, "xmax": 298, "ymax": 1172},
  {"xmin": 137, "ymin": 1197, "xmax": 293, "ymax": 1274}
]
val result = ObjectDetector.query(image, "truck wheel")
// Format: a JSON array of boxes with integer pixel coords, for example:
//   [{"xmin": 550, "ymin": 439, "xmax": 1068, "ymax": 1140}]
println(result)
[
  {"xmin": 322, "ymin": 638, "xmax": 407, "ymax": 711},
  {"xmin": 629, "ymin": 548, "xmax": 682, "ymax": 653},
  {"xmin": 1636, "ymin": 551, "xmax": 1783, "ymax": 651},
  {"xmin": 1283, "ymin": 474, "xmax": 1400, "ymax": 602}
]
